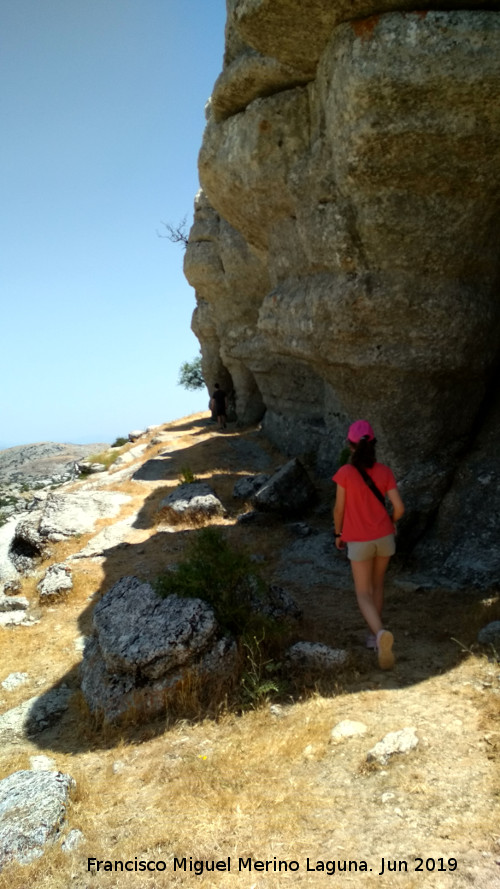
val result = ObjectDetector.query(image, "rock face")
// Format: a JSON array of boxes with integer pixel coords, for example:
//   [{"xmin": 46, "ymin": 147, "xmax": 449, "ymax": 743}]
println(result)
[
  {"xmin": 80, "ymin": 577, "xmax": 237, "ymax": 723},
  {"xmin": 185, "ymin": 2, "xmax": 500, "ymax": 585}
]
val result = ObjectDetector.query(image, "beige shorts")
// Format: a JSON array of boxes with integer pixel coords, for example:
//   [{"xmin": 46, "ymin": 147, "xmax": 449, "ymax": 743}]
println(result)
[{"xmin": 347, "ymin": 534, "xmax": 396, "ymax": 562}]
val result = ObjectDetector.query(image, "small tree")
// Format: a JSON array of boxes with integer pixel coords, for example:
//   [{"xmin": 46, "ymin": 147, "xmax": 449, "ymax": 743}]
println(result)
[
  {"xmin": 178, "ymin": 356, "xmax": 204, "ymax": 390},
  {"xmin": 158, "ymin": 217, "xmax": 189, "ymax": 248}
]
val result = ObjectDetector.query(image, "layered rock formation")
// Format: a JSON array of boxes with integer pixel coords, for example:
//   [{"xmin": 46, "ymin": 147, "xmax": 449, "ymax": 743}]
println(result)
[{"xmin": 185, "ymin": 1, "xmax": 500, "ymax": 584}]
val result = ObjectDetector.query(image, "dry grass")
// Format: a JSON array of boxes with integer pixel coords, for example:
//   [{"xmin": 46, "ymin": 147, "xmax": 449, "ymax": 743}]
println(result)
[{"xmin": 1, "ymin": 414, "xmax": 499, "ymax": 889}]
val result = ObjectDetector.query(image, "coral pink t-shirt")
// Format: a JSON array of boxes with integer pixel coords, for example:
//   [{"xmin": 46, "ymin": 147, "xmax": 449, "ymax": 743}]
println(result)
[{"xmin": 332, "ymin": 463, "xmax": 397, "ymax": 542}]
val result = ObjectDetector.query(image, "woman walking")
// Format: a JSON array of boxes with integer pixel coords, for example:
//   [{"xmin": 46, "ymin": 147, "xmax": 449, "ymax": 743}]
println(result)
[{"xmin": 332, "ymin": 420, "xmax": 405, "ymax": 669}]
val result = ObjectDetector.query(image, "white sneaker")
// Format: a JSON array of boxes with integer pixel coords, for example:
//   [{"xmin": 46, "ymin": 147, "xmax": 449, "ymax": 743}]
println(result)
[{"xmin": 377, "ymin": 630, "xmax": 395, "ymax": 670}]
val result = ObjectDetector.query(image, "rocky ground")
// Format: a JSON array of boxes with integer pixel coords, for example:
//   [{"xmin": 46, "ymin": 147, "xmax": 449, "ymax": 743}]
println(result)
[
  {"xmin": 0, "ymin": 441, "xmax": 111, "ymax": 491},
  {"xmin": 0, "ymin": 413, "xmax": 499, "ymax": 889}
]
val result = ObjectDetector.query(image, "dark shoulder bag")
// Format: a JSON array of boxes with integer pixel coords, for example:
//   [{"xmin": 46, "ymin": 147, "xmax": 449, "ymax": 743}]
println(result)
[{"xmin": 355, "ymin": 466, "xmax": 389, "ymax": 513}]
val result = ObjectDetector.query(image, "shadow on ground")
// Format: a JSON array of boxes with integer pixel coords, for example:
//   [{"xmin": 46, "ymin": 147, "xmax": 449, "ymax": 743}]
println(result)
[{"xmin": 23, "ymin": 418, "xmax": 495, "ymax": 754}]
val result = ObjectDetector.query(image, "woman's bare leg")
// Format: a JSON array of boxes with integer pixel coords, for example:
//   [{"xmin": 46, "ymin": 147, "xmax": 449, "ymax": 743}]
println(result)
[
  {"xmin": 350, "ymin": 559, "xmax": 383, "ymax": 635},
  {"xmin": 372, "ymin": 555, "xmax": 391, "ymax": 618},
  {"xmin": 351, "ymin": 556, "xmax": 394, "ymax": 669}
]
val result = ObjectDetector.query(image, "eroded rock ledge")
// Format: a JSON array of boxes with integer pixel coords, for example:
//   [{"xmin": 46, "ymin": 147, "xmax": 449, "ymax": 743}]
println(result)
[{"xmin": 185, "ymin": 3, "xmax": 500, "ymax": 585}]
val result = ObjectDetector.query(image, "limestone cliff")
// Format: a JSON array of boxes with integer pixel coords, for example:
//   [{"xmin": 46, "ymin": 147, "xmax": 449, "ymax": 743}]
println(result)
[{"xmin": 184, "ymin": 1, "xmax": 500, "ymax": 585}]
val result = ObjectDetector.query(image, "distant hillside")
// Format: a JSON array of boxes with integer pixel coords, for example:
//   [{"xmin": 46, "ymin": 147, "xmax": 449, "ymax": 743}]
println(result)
[{"xmin": 0, "ymin": 442, "xmax": 110, "ymax": 489}]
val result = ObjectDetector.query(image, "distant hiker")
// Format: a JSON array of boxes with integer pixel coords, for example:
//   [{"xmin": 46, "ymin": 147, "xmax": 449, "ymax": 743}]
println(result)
[
  {"xmin": 332, "ymin": 420, "xmax": 405, "ymax": 670},
  {"xmin": 211, "ymin": 383, "xmax": 227, "ymax": 430}
]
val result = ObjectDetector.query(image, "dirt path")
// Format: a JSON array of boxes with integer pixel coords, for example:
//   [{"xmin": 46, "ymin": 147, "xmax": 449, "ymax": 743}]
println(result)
[{"xmin": 0, "ymin": 414, "xmax": 499, "ymax": 889}]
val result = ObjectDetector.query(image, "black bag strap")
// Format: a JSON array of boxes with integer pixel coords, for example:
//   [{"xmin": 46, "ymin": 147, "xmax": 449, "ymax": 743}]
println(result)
[{"xmin": 356, "ymin": 466, "xmax": 388, "ymax": 512}]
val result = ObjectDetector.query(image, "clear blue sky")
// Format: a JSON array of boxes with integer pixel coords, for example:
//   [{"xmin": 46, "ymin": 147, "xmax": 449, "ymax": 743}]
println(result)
[{"xmin": 1, "ymin": 0, "xmax": 226, "ymax": 448}]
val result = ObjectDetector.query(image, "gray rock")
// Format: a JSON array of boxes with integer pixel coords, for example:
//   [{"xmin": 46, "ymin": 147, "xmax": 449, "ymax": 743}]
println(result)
[
  {"xmin": 81, "ymin": 633, "xmax": 237, "ymax": 725},
  {"xmin": 76, "ymin": 462, "xmax": 107, "ymax": 475},
  {"xmin": 8, "ymin": 516, "xmax": 50, "ymax": 573},
  {"xmin": 211, "ymin": 48, "xmax": 307, "ymax": 122},
  {"xmin": 1, "ymin": 673, "xmax": 29, "ymax": 692},
  {"xmin": 69, "ymin": 514, "xmax": 137, "ymax": 560},
  {"xmin": 331, "ymin": 720, "xmax": 367, "ymax": 741},
  {"xmin": 252, "ymin": 459, "xmax": 316, "ymax": 516},
  {"xmin": 2, "ymin": 579, "xmax": 22, "ymax": 595},
  {"xmin": 286, "ymin": 641, "xmax": 348, "ymax": 671},
  {"xmin": 80, "ymin": 577, "xmax": 237, "ymax": 723},
  {"xmin": 478, "ymin": 621, "xmax": 500, "ymax": 647},
  {"xmin": 0, "ymin": 770, "xmax": 75, "ymax": 868},
  {"xmin": 0, "ymin": 687, "xmax": 72, "ymax": 744},
  {"xmin": 236, "ymin": 510, "xmax": 272, "ymax": 525},
  {"xmin": 366, "ymin": 728, "xmax": 419, "ymax": 765},
  {"xmin": 109, "ymin": 451, "xmax": 135, "ymax": 467},
  {"xmin": 233, "ymin": 474, "xmax": 270, "ymax": 500},
  {"xmin": 37, "ymin": 564, "xmax": 73, "ymax": 599},
  {"xmin": 61, "ymin": 828, "xmax": 84, "ymax": 852},
  {"xmin": 256, "ymin": 583, "xmax": 302, "ymax": 621},
  {"xmin": 0, "ymin": 611, "xmax": 34, "ymax": 628},
  {"xmin": 0, "ymin": 595, "xmax": 28, "ymax": 612},
  {"xmin": 38, "ymin": 491, "xmax": 131, "ymax": 541},
  {"xmin": 0, "ymin": 519, "xmax": 24, "ymax": 585},
  {"xmin": 111, "ymin": 443, "xmax": 148, "ymax": 468},
  {"xmin": 128, "ymin": 430, "xmax": 144, "ymax": 442},
  {"xmin": 91, "ymin": 577, "xmax": 218, "ymax": 679},
  {"xmin": 159, "ymin": 483, "xmax": 225, "ymax": 521}
]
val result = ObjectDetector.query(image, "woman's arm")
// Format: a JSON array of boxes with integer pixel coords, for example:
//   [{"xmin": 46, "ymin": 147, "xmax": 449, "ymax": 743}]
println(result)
[
  {"xmin": 387, "ymin": 487, "xmax": 405, "ymax": 524},
  {"xmin": 333, "ymin": 484, "xmax": 346, "ymax": 549}
]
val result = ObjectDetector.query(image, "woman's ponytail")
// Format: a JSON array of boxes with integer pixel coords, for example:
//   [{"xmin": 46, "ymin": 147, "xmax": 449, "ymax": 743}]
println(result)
[{"xmin": 350, "ymin": 434, "xmax": 376, "ymax": 469}]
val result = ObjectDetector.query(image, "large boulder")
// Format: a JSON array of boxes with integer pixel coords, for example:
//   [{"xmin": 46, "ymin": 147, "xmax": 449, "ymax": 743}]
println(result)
[
  {"xmin": 251, "ymin": 459, "xmax": 316, "ymax": 515},
  {"xmin": 185, "ymin": 2, "xmax": 500, "ymax": 586},
  {"xmin": 80, "ymin": 577, "xmax": 237, "ymax": 723},
  {"xmin": 159, "ymin": 483, "xmax": 225, "ymax": 523}
]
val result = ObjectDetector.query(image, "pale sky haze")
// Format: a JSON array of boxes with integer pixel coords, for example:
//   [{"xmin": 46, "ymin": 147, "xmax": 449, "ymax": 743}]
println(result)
[{"xmin": 1, "ymin": 0, "xmax": 226, "ymax": 448}]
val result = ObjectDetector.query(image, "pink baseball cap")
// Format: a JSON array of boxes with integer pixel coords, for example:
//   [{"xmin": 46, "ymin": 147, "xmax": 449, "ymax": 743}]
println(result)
[{"xmin": 347, "ymin": 420, "xmax": 375, "ymax": 443}]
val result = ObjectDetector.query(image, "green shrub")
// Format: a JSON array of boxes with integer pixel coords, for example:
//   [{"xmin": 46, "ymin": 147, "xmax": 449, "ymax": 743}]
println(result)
[
  {"xmin": 155, "ymin": 528, "xmax": 281, "ymax": 636},
  {"xmin": 239, "ymin": 632, "xmax": 286, "ymax": 709},
  {"xmin": 155, "ymin": 527, "xmax": 270, "ymax": 637},
  {"xmin": 0, "ymin": 495, "xmax": 17, "ymax": 509},
  {"xmin": 155, "ymin": 528, "xmax": 293, "ymax": 709},
  {"xmin": 87, "ymin": 449, "xmax": 121, "ymax": 470},
  {"xmin": 179, "ymin": 465, "xmax": 197, "ymax": 485},
  {"xmin": 111, "ymin": 436, "xmax": 128, "ymax": 448}
]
